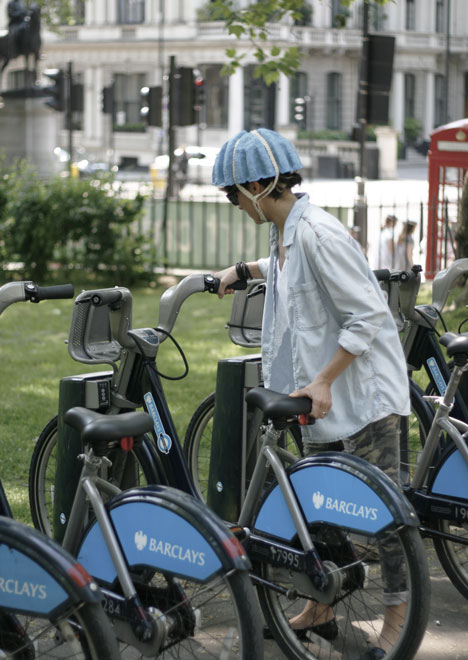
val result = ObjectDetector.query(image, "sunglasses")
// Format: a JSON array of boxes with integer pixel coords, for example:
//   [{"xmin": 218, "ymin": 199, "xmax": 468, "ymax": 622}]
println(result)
[{"xmin": 226, "ymin": 188, "xmax": 239, "ymax": 207}]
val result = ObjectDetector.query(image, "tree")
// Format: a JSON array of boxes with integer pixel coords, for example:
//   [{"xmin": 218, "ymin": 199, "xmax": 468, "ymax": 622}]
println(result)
[
  {"xmin": 25, "ymin": 0, "xmax": 83, "ymax": 31},
  {"xmin": 209, "ymin": 0, "xmax": 390, "ymax": 85}
]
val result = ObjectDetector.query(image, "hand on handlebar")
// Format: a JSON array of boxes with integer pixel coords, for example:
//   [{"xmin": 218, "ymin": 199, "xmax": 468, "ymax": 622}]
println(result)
[
  {"xmin": 213, "ymin": 266, "xmax": 240, "ymax": 299},
  {"xmin": 290, "ymin": 381, "xmax": 332, "ymax": 421}
]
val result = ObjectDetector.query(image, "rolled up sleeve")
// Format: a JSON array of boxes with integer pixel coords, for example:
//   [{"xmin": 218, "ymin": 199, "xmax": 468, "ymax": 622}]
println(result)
[{"xmin": 303, "ymin": 228, "xmax": 389, "ymax": 356}]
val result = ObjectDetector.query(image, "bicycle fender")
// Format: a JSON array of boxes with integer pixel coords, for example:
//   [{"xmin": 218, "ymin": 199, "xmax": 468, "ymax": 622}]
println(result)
[
  {"xmin": 253, "ymin": 452, "xmax": 419, "ymax": 541},
  {"xmin": 77, "ymin": 485, "xmax": 250, "ymax": 585},
  {"xmin": 0, "ymin": 518, "xmax": 101, "ymax": 616},
  {"xmin": 430, "ymin": 446, "xmax": 468, "ymax": 499}
]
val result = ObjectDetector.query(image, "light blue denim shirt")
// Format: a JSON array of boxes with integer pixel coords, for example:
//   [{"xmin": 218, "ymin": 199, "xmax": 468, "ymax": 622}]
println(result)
[{"xmin": 257, "ymin": 193, "xmax": 410, "ymax": 443}]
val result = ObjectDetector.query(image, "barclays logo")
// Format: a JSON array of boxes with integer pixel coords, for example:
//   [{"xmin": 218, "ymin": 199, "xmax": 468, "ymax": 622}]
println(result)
[
  {"xmin": 135, "ymin": 530, "xmax": 148, "ymax": 551},
  {"xmin": 312, "ymin": 491, "xmax": 378, "ymax": 521},
  {"xmin": 313, "ymin": 491, "xmax": 324, "ymax": 509}
]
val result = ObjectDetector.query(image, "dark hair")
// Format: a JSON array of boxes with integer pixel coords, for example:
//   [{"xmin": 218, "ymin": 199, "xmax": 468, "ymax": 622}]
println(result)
[{"xmin": 222, "ymin": 171, "xmax": 302, "ymax": 200}]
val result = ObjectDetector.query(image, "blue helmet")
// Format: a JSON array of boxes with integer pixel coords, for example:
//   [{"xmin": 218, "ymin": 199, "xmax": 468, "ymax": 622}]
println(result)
[{"xmin": 212, "ymin": 128, "xmax": 303, "ymax": 187}]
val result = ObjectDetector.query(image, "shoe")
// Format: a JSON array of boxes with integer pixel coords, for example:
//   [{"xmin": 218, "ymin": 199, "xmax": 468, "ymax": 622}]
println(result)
[
  {"xmin": 359, "ymin": 647, "xmax": 386, "ymax": 660},
  {"xmin": 264, "ymin": 618, "xmax": 338, "ymax": 641},
  {"xmin": 293, "ymin": 618, "xmax": 339, "ymax": 641}
]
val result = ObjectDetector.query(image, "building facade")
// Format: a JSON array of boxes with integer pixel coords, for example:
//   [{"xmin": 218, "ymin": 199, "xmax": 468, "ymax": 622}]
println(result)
[{"xmin": 0, "ymin": 0, "xmax": 467, "ymax": 170}]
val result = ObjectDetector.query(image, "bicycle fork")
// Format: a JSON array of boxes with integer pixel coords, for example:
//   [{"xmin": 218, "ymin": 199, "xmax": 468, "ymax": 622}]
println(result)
[
  {"xmin": 62, "ymin": 450, "xmax": 165, "ymax": 653},
  {"xmin": 238, "ymin": 425, "xmax": 333, "ymax": 598}
]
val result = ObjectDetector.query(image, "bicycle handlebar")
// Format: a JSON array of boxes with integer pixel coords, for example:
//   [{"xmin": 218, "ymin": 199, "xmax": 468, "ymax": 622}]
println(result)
[
  {"xmin": 88, "ymin": 289, "xmax": 123, "ymax": 308},
  {"xmin": 156, "ymin": 274, "xmax": 247, "ymax": 339},
  {"xmin": 25, "ymin": 283, "xmax": 75, "ymax": 303},
  {"xmin": 0, "ymin": 281, "xmax": 74, "ymax": 316}
]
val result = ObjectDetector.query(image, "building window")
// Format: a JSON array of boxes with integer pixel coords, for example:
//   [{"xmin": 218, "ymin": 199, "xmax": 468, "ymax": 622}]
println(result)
[
  {"xmin": 435, "ymin": 0, "xmax": 446, "ymax": 33},
  {"xmin": 199, "ymin": 64, "xmax": 228, "ymax": 129},
  {"xmin": 331, "ymin": 0, "xmax": 350, "ymax": 28},
  {"xmin": 290, "ymin": 72, "xmax": 309, "ymax": 130},
  {"xmin": 405, "ymin": 0, "xmax": 416, "ymax": 30},
  {"xmin": 73, "ymin": 0, "xmax": 85, "ymax": 24},
  {"xmin": 370, "ymin": 1, "xmax": 386, "ymax": 31},
  {"xmin": 434, "ymin": 74, "xmax": 445, "ymax": 127},
  {"xmin": 117, "ymin": 0, "xmax": 145, "ymax": 24},
  {"xmin": 113, "ymin": 73, "xmax": 146, "ymax": 130},
  {"xmin": 244, "ymin": 66, "xmax": 276, "ymax": 131},
  {"xmin": 404, "ymin": 73, "xmax": 416, "ymax": 119},
  {"xmin": 326, "ymin": 72, "xmax": 341, "ymax": 130}
]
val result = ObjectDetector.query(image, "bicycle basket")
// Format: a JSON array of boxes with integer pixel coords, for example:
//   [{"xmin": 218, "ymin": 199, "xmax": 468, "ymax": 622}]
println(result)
[
  {"xmin": 227, "ymin": 279, "xmax": 265, "ymax": 348},
  {"xmin": 68, "ymin": 287, "xmax": 133, "ymax": 365}
]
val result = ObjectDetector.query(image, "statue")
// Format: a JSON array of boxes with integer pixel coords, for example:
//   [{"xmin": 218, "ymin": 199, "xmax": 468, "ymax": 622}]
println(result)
[{"xmin": 0, "ymin": 1, "xmax": 42, "ymax": 77}]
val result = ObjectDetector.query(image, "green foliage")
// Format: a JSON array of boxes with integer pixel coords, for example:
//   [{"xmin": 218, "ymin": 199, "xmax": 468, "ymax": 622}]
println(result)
[
  {"xmin": 404, "ymin": 117, "xmax": 422, "ymax": 145},
  {"xmin": 211, "ymin": 0, "xmax": 391, "ymax": 85},
  {"xmin": 0, "ymin": 160, "xmax": 147, "ymax": 284},
  {"xmin": 297, "ymin": 129, "xmax": 349, "ymax": 141}
]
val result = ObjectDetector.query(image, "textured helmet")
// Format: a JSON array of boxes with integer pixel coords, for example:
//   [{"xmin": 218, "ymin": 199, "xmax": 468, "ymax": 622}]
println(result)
[{"xmin": 212, "ymin": 128, "xmax": 303, "ymax": 187}]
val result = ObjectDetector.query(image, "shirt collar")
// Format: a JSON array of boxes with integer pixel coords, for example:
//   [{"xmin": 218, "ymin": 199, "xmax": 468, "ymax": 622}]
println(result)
[{"xmin": 282, "ymin": 193, "xmax": 309, "ymax": 247}]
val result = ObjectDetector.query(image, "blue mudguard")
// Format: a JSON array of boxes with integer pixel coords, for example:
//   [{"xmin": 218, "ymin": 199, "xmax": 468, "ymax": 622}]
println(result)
[
  {"xmin": 0, "ymin": 517, "xmax": 101, "ymax": 617},
  {"xmin": 253, "ymin": 452, "xmax": 419, "ymax": 541},
  {"xmin": 77, "ymin": 485, "xmax": 251, "ymax": 585},
  {"xmin": 430, "ymin": 446, "xmax": 468, "ymax": 499}
]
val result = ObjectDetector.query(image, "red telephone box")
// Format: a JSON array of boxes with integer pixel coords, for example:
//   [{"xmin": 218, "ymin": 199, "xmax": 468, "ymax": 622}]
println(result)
[{"xmin": 426, "ymin": 119, "xmax": 468, "ymax": 278}]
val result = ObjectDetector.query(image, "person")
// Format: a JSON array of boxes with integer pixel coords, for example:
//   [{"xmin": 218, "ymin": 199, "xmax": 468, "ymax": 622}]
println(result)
[
  {"xmin": 394, "ymin": 220, "xmax": 417, "ymax": 270},
  {"xmin": 212, "ymin": 128, "xmax": 410, "ymax": 657},
  {"xmin": 378, "ymin": 214, "xmax": 397, "ymax": 269}
]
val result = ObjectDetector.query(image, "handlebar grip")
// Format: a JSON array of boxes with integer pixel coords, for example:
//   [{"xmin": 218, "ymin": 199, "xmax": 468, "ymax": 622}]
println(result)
[
  {"xmin": 25, "ymin": 283, "xmax": 75, "ymax": 302},
  {"xmin": 90, "ymin": 289, "xmax": 123, "ymax": 307},
  {"xmin": 373, "ymin": 269, "xmax": 391, "ymax": 282},
  {"xmin": 204, "ymin": 275, "xmax": 248, "ymax": 294}
]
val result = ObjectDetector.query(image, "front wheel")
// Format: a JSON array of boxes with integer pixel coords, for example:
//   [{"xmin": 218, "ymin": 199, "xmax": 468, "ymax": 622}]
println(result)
[
  {"xmin": 119, "ymin": 566, "xmax": 263, "ymax": 658},
  {"xmin": 254, "ymin": 523, "xmax": 430, "ymax": 660},
  {"xmin": 29, "ymin": 415, "xmax": 156, "ymax": 537},
  {"xmin": 0, "ymin": 601, "xmax": 120, "ymax": 660},
  {"xmin": 185, "ymin": 392, "xmax": 303, "ymax": 502}
]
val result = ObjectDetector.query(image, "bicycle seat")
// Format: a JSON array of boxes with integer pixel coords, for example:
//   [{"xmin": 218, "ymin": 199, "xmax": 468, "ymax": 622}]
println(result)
[
  {"xmin": 245, "ymin": 387, "xmax": 311, "ymax": 426},
  {"xmin": 64, "ymin": 407, "xmax": 154, "ymax": 454},
  {"xmin": 440, "ymin": 332, "xmax": 468, "ymax": 359}
]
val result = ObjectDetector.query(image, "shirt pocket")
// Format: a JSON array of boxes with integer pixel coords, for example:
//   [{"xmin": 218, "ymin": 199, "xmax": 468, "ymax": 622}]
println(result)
[{"xmin": 290, "ymin": 281, "xmax": 328, "ymax": 330}]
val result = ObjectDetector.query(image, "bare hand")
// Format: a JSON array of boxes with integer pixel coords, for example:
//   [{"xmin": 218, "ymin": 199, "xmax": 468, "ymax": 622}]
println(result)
[
  {"xmin": 213, "ymin": 266, "xmax": 238, "ymax": 298},
  {"xmin": 290, "ymin": 380, "xmax": 332, "ymax": 420}
]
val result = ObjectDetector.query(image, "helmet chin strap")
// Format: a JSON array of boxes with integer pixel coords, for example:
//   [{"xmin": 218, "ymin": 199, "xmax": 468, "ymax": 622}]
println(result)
[{"xmin": 232, "ymin": 130, "xmax": 280, "ymax": 223}]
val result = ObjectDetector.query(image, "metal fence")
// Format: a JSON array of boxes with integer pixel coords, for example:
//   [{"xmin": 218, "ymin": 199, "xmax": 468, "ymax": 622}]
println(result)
[{"xmin": 141, "ymin": 195, "xmax": 457, "ymax": 275}]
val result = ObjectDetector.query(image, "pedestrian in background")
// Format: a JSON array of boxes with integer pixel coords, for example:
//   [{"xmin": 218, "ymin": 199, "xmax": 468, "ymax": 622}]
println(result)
[{"xmin": 378, "ymin": 214, "xmax": 397, "ymax": 269}]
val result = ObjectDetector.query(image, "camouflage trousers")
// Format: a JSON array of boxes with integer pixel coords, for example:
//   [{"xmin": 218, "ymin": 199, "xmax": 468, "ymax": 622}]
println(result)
[{"xmin": 304, "ymin": 414, "xmax": 408, "ymax": 606}]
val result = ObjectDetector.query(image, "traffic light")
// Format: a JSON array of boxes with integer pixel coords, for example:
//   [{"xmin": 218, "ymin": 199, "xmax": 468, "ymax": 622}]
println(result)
[
  {"xmin": 140, "ymin": 86, "xmax": 162, "ymax": 126},
  {"xmin": 173, "ymin": 67, "xmax": 196, "ymax": 126},
  {"xmin": 102, "ymin": 85, "xmax": 114, "ymax": 114},
  {"xmin": 71, "ymin": 83, "xmax": 84, "ymax": 112},
  {"xmin": 194, "ymin": 71, "xmax": 205, "ymax": 112},
  {"xmin": 293, "ymin": 96, "xmax": 308, "ymax": 130},
  {"xmin": 43, "ymin": 68, "xmax": 65, "ymax": 112}
]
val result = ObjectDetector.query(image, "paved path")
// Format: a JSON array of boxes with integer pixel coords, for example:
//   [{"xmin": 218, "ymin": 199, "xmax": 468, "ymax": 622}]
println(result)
[{"xmin": 263, "ymin": 541, "xmax": 468, "ymax": 659}]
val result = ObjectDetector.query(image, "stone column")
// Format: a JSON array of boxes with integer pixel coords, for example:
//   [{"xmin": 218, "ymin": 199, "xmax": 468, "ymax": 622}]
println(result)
[
  {"xmin": 375, "ymin": 126, "xmax": 398, "ymax": 179},
  {"xmin": 228, "ymin": 67, "xmax": 244, "ymax": 134},
  {"xmin": 423, "ymin": 70, "xmax": 435, "ymax": 139},
  {"xmin": 276, "ymin": 72, "xmax": 290, "ymax": 128},
  {"xmin": 391, "ymin": 70, "xmax": 404, "ymax": 138}
]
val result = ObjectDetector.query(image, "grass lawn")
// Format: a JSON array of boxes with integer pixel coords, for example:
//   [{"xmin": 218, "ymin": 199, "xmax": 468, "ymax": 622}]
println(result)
[
  {"xmin": 1, "ymin": 274, "xmax": 467, "ymax": 525},
  {"xmin": 0, "ymin": 277, "xmax": 258, "ymax": 523}
]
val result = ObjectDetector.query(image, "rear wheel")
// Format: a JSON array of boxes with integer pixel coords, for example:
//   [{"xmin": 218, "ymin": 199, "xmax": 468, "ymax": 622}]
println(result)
[
  {"xmin": 184, "ymin": 392, "xmax": 303, "ymax": 503},
  {"xmin": 255, "ymin": 522, "xmax": 430, "ymax": 660},
  {"xmin": 29, "ymin": 415, "xmax": 155, "ymax": 537}
]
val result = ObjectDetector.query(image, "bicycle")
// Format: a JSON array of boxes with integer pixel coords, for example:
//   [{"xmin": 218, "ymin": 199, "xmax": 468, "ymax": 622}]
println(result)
[
  {"xmin": 30, "ymin": 273, "xmax": 430, "ymax": 659},
  {"xmin": 0, "ymin": 280, "xmax": 119, "ymax": 659},
  {"xmin": 402, "ymin": 327, "xmax": 468, "ymax": 602}
]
